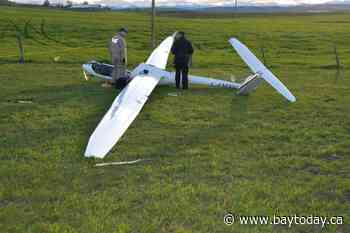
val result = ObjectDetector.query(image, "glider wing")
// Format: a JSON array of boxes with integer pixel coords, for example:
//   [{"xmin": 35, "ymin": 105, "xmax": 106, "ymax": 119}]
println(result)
[
  {"xmin": 146, "ymin": 35, "xmax": 175, "ymax": 69},
  {"xmin": 85, "ymin": 74, "xmax": 159, "ymax": 158},
  {"xmin": 85, "ymin": 35, "xmax": 175, "ymax": 158}
]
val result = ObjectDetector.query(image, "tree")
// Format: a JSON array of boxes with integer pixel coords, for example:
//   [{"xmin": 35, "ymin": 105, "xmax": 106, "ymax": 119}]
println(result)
[
  {"xmin": 4, "ymin": 20, "xmax": 25, "ymax": 63},
  {"xmin": 82, "ymin": 1, "xmax": 88, "ymax": 5},
  {"xmin": 66, "ymin": 0, "xmax": 73, "ymax": 7},
  {"xmin": 42, "ymin": 0, "xmax": 50, "ymax": 7},
  {"xmin": 0, "ymin": 0, "xmax": 10, "ymax": 5}
]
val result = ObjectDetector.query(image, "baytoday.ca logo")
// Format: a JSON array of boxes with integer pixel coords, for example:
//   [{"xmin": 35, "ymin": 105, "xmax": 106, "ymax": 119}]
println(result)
[
  {"xmin": 272, "ymin": 215, "xmax": 343, "ymax": 228},
  {"xmin": 224, "ymin": 213, "xmax": 344, "ymax": 228}
]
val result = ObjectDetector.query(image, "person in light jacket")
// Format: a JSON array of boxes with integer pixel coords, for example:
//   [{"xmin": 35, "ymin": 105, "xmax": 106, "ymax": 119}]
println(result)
[{"xmin": 104, "ymin": 27, "xmax": 128, "ymax": 87}]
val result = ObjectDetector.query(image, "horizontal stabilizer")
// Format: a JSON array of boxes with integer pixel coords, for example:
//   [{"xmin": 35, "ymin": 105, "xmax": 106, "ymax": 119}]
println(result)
[{"xmin": 229, "ymin": 38, "xmax": 296, "ymax": 102}]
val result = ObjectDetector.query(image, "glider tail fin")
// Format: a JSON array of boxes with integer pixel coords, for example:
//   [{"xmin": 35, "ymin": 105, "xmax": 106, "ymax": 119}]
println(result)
[
  {"xmin": 229, "ymin": 38, "xmax": 296, "ymax": 102},
  {"xmin": 237, "ymin": 73, "xmax": 263, "ymax": 95}
]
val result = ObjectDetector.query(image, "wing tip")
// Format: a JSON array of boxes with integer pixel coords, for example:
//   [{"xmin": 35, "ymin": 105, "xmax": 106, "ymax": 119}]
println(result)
[
  {"xmin": 288, "ymin": 95, "xmax": 297, "ymax": 103},
  {"xmin": 84, "ymin": 151, "xmax": 106, "ymax": 159},
  {"xmin": 229, "ymin": 37, "xmax": 239, "ymax": 44},
  {"xmin": 84, "ymin": 144, "xmax": 107, "ymax": 159}
]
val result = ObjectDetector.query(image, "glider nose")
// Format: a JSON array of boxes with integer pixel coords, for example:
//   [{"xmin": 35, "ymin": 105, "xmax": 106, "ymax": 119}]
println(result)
[
  {"xmin": 82, "ymin": 63, "xmax": 90, "ymax": 72},
  {"xmin": 82, "ymin": 63, "xmax": 95, "ymax": 76}
]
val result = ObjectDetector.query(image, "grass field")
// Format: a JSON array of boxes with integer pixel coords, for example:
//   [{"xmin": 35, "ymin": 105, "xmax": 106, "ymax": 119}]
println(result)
[{"xmin": 0, "ymin": 5, "xmax": 349, "ymax": 233}]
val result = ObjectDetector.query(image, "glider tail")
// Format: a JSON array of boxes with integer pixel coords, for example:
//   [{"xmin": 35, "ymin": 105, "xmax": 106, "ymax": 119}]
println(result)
[
  {"xmin": 229, "ymin": 38, "xmax": 296, "ymax": 102},
  {"xmin": 236, "ymin": 73, "xmax": 263, "ymax": 95}
]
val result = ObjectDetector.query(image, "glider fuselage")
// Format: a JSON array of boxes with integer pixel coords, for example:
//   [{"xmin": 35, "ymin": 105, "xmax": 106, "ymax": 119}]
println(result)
[{"xmin": 83, "ymin": 62, "xmax": 241, "ymax": 89}]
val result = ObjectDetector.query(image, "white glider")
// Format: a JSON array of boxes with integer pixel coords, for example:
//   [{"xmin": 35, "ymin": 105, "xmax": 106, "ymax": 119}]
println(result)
[{"xmin": 83, "ymin": 34, "xmax": 296, "ymax": 158}]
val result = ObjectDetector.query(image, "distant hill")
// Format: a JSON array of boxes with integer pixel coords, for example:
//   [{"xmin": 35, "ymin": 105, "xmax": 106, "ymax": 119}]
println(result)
[
  {"xmin": 100, "ymin": 0, "xmax": 350, "ymax": 13},
  {"xmin": 111, "ymin": 2, "xmax": 350, "ymax": 13},
  {"xmin": 191, "ymin": 4, "xmax": 350, "ymax": 13}
]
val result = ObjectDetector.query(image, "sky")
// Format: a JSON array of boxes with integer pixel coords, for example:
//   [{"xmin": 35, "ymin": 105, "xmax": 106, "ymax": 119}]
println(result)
[{"xmin": 12, "ymin": 0, "xmax": 348, "ymax": 7}]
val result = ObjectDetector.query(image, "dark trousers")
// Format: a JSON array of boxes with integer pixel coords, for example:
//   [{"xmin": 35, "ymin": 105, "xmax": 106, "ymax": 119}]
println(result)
[
  {"xmin": 115, "ymin": 77, "xmax": 129, "ymax": 89},
  {"xmin": 175, "ymin": 65, "xmax": 189, "ymax": 89}
]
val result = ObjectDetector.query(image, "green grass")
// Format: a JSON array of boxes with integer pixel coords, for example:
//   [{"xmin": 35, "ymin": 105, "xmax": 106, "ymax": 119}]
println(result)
[{"xmin": 0, "ymin": 5, "xmax": 349, "ymax": 233}]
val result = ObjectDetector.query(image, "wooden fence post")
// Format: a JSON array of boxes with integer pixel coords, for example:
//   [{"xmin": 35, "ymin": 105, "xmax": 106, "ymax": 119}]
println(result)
[
  {"xmin": 16, "ymin": 31, "xmax": 24, "ymax": 63},
  {"xmin": 40, "ymin": 19, "xmax": 46, "ymax": 35},
  {"xmin": 260, "ymin": 45, "xmax": 267, "ymax": 67},
  {"xmin": 333, "ymin": 44, "xmax": 340, "ymax": 71},
  {"xmin": 23, "ymin": 19, "xmax": 32, "ymax": 38}
]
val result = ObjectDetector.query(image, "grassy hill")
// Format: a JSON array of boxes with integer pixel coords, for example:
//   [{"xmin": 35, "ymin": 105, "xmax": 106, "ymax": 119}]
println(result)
[{"xmin": 0, "ymin": 6, "xmax": 349, "ymax": 233}]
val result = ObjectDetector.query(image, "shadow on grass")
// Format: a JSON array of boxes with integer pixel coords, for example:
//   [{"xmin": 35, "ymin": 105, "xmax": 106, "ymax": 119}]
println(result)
[{"xmin": 0, "ymin": 59, "xmax": 87, "ymax": 65}]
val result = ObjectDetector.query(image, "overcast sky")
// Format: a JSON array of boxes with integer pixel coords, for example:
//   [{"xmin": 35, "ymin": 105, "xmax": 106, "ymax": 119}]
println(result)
[{"xmin": 12, "ymin": 0, "xmax": 348, "ymax": 6}]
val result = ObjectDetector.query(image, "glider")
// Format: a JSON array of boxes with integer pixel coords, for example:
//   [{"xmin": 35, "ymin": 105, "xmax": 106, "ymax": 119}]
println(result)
[{"xmin": 83, "ymin": 34, "xmax": 296, "ymax": 158}]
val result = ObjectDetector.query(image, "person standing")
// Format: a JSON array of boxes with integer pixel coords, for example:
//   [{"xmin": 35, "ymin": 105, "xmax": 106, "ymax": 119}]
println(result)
[
  {"xmin": 171, "ymin": 32, "xmax": 194, "ymax": 90},
  {"xmin": 104, "ymin": 27, "xmax": 128, "ymax": 88}
]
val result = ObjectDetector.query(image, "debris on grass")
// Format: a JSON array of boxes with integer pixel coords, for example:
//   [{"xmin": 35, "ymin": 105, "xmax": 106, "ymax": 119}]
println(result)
[
  {"xmin": 324, "ymin": 154, "xmax": 342, "ymax": 161},
  {"xmin": 168, "ymin": 92, "xmax": 179, "ymax": 97},
  {"xmin": 53, "ymin": 56, "xmax": 60, "ymax": 62},
  {"xmin": 304, "ymin": 164, "xmax": 321, "ymax": 175},
  {"xmin": 95, "ymin": 158, "xmax": 152, "ymax": 167},
  {"xmin": 17, "ymin": 100, "xmax": 33, "ymax": 104},
  {"xmin": 83, "ymin": 70, "xmax": 90, "ymax": 81},
  {"xmin": 7, "ymin": 98, "xmax": 34, "ymax": 104}
]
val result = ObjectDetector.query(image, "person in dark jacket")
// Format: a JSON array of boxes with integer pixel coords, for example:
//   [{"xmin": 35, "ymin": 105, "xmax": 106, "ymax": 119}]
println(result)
[{"xmin": 171, "ymin": 32, "xmax": 194, "ymax": 89}]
